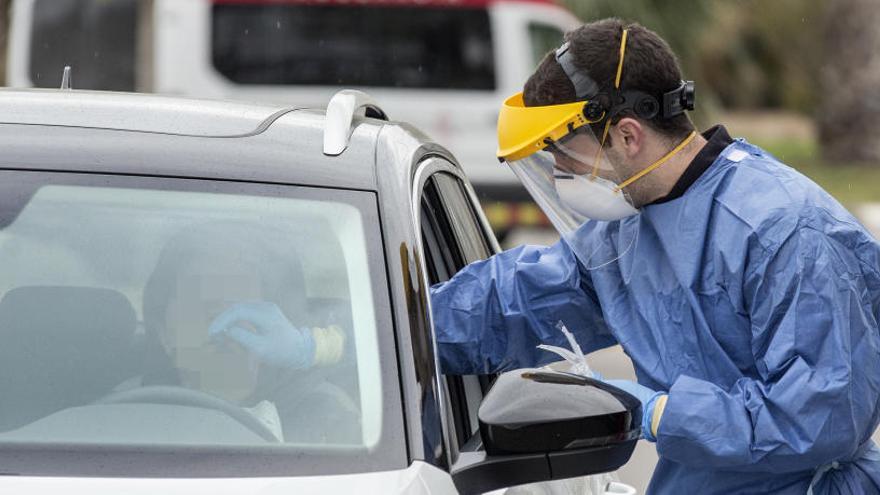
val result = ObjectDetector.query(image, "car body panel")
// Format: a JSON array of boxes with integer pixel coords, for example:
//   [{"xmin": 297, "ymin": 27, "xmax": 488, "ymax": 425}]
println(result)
[
  {"xmin": 0, "ymin": 91, "xmax": 382, "ymax": 192},
  {"xmin": 374, "ymin": 123, "xmax": 450, "ymax": 469},
  {"xmin": 0, "ymin": 461, "xmax": 458, "ymax": 495},
  {"xmin": 0, "ymin": 88, "xmax": 290, "ymax": 137}
]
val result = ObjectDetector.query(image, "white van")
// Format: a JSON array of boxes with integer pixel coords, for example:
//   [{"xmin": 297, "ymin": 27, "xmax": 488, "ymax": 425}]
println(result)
[{"xmin": 6, "ymin": 0, "xmax": 581, "ymax": 235}]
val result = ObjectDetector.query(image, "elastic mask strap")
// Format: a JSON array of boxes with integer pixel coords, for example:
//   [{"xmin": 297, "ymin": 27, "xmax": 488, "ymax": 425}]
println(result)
[
  {"xmin": 591, "ymin": 29, "xmax": 629, "ymax": 177},
  {"xmin": 614, "ymin": 29, "xmax": 628, "ymax": 89},
  {"xmin": 591, "ymin": 119, "xmax": 613, "ymax": 177},
  {"xmin": 615, "ymin": 130, "xmax": 697, "ymax": 190}
]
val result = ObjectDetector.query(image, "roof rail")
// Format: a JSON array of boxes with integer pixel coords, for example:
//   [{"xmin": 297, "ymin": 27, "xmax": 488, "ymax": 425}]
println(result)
[{"xmin": 323, "ymin": 90, "xmax": 388, "ymax": 156}]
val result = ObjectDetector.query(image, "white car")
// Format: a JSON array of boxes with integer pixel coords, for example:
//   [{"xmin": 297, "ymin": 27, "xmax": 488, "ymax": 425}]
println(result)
[
  {"xmin": 0, "ymin": 87, "xmax": 638, "ymax": 494},
  {"xmin": 5, "ymin": 0, "xmax": 581, "ymax": 235}
]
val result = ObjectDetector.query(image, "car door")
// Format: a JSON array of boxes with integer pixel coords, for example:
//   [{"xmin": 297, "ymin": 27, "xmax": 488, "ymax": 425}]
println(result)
[{"xmin": 413, "ymin": 158, "xmax": 636, "ymax": 495}]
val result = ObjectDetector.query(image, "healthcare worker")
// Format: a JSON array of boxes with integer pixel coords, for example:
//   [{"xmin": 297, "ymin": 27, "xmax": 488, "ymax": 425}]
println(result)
[{"xmin": 430, "ymin": 19, "xmax": 880, "ymax": 494}]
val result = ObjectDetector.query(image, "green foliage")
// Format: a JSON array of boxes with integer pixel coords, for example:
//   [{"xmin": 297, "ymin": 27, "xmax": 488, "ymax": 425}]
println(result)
[
  {"xmin": 560, "ymin": 0, "xmax": 824, "ymax": 114},
  {"xmin": 0, "ymin": 0, "xmax": 9, "ymax": 85},
  {"xmin": 758, "ymin": 138, "xmax": 880, "ymax": 205}
]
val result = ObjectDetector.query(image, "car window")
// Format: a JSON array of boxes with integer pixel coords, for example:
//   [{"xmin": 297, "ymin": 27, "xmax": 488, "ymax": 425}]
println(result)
[
  {"xmin": 0, "ymin": 171, "xmax": 404, "ymax": 477},
  {"xmin": 29, "ymin": 0, "xmax": 138, "ymax": 90},
  {"xmin": 420, "ymin": 179, "xmax": 462, "ymax": 284},
  {"xmin": 529, "ymin": 22, "xmax": 566, "ymax": 67},
  {"xmin": 431, "ymin": 173, "xmax": 493, "ymax": 264},
  {"xmin": 419, "ymin": 170, "xmax": 494, "ymax": 449},
  {"xmin": 211, "ymin": 3, "xmax": 495, "ymax": 89}
]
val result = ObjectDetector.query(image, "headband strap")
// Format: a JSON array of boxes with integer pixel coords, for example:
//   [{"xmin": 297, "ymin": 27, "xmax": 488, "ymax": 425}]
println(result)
[
  {"xmin": 554, "ymin": 29, "xmax": 694, "ymax": 120},
  {"xmin": 555, "ymin": 42, "xmax": 600, "ymax": 100}
]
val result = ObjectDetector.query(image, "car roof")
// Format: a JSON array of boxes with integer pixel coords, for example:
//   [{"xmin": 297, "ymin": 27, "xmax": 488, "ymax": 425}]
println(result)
[
  {"xmin": 0, "ymin": 88, "xmax": 424, "ymax": 191},
  {"xmin": 0, "ymin": 88, "xmax": 291, "ymax": 137}
]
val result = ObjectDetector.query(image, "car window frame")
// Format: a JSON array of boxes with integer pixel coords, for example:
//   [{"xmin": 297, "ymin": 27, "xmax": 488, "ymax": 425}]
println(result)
[
  {"xmin": 411, "ymin": 157, "xmax": 500, "ymax": 464},
  {"xmin": 0, "ymin": 169, "xmax": 408, "ymax": 478},
  {"xmin": 427, "ymin": 172, "xmax": 498, "ymax": 439}
]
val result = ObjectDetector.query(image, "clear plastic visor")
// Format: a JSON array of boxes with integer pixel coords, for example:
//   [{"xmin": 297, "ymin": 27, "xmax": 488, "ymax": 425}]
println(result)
[{"xmin": 506, "ymin": 127, "xmax": 639, "ymax": 270}]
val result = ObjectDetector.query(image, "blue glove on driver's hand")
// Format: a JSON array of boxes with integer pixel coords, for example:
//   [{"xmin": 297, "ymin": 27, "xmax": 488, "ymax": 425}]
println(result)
[
  {"xmin": 604, "ymin": 379, "xmax": 665, "ymax": 442},
  {"xmin": 208, "ymin": 301, "xmax": 316, "ymax": 370}
]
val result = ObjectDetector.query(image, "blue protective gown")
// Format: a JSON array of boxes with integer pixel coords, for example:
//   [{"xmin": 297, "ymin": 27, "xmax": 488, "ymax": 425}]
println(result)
[{"xmin": 430, "ymin": 140, "xmax": 880, "ymax": 494}]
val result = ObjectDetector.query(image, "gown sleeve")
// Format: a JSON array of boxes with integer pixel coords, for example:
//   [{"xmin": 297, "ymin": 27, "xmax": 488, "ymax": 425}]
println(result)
[
  {"xmin": 429, "ymin": 239, "xmax": 616, "ymax": 375},
  {"xmin": 657, "ymin": 225, "xmax": 880, "ymax": 472}
]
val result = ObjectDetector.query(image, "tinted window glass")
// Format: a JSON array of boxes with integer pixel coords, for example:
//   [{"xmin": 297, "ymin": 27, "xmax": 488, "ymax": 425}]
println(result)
[
  {"xmin": 432, "ymin": 173, "xmax": 491, "ymax": 263},
  {"xmin": 29, "ymin": 0, "xmax": 137, "ymax": 90},
  {"xmin": 421, "ymin": 180, "xmax": 462, "ymax": 284},
  {"xmin": 212, "ymin": 4, "xmax": 495, "ymax": 89}
]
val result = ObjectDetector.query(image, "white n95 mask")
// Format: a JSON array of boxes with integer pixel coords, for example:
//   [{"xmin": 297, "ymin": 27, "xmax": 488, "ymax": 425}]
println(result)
[{"xmin": 553, "ymin": 170, "xmax": 639, "ymax": 222}]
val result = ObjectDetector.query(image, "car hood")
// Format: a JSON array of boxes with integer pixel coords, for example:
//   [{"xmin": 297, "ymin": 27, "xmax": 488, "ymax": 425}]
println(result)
[{"xmin": 0, "ymin": 461, "xmax": 456, "ymax": 495}]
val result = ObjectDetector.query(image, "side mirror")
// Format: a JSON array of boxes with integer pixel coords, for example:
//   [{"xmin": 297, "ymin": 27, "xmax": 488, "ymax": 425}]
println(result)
[{"xmin": 451, "ymin": 369, "xmax": 641, "ymax": 495}]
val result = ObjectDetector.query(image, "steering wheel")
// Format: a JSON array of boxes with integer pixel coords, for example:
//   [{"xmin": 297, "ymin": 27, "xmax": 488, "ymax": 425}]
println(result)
[{"xmin": 95, "ymin": 386, "xmax": 281, "ymax": 443}]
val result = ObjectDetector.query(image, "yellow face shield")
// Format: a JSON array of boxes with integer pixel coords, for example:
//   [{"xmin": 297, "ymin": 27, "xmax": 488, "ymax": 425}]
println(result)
[
  {"xmin": 496, "ymin": 30, "xmax": 638, "ymax": 241},
  {"xmin": 496, "ymin": 92, "xmax": 601, "ymax": 162},
  {"xmin": 497, "ymin": 29, "xmax": 697, "ymax": 269}
]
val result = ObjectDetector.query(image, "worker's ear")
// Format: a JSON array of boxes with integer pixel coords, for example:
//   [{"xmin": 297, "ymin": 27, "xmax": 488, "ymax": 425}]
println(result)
[{"xmin": 612, "ymin": 117, "xmax": 644, "ymax": 159}]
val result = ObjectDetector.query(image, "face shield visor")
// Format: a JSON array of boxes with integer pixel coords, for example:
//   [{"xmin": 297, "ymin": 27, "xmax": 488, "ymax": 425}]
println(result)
[
  {"xmin": 497, "ymin": 92, "xmax": 640, "ymax": 269},
  {"xmin": 498, "ymin": 28, "xmax": 698, "ymax": 269},
  {"xmin": 509, "ymin": 126, "xmax": 638, "ymax": 226}
]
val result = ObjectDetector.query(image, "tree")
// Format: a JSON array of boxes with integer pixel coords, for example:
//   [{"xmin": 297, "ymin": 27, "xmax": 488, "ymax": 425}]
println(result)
[
  {"xmin": 819, "ymin": 0, "xmax": 880, "ymax": 163},
  {"xmin": 561, "ymin": 0, "xmax": 827, "ymax": 118},
  {"xmin": 0, "ymin": 0, "xmax": 9, "ymax": 86}
]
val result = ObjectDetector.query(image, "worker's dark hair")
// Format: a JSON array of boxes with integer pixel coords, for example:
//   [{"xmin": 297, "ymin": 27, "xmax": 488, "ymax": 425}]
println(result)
[{"xmin": 524, "ymin": 18, "xmax": 694, "ymax": 141}]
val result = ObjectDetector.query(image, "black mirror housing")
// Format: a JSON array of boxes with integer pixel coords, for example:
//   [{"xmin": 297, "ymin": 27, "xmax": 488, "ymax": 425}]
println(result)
[
  {"xmin": 480, "ymin": 369, "xmax": 641, "ymax": 455},
  {"xmin": 452, "ymin": 368, "xmax": 641, "ymax": 495}
]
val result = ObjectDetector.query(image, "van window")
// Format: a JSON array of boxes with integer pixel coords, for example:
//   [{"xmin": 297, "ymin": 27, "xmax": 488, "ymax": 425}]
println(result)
[
  {"xmin": 212, "ymin": 3, "xmax": 496, "ymax": 90},
  {"xmin": 29, "ymin": 0, "xmax": 137, "ymax": 91},
  {"xmin": 529, "ymin": 23, "xmax": 565, "ymax": 67}
]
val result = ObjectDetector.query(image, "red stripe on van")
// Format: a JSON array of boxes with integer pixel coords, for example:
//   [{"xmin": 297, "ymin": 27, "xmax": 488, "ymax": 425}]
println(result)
[{"xmin": 211, "ymin": 0, "xmax": 558, "ymax": 7}]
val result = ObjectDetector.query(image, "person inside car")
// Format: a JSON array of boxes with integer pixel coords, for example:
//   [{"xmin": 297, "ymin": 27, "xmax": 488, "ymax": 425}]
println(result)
[{"xmin": 140, "ymin": 222, "xmax": 356, "ymax": 443}]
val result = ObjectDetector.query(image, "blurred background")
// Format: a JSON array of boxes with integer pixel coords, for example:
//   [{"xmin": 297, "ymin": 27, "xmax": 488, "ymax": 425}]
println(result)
[
  {"xmin": 2, "ymin": 0, "xmax": 879, "ymax": 241},
  {"xmin": 571, "ymin": 0, "xmax": 880, "ymax": 230},
  {"xmin": 1, "ymin": 0, "xmax": 879, "ymax": 492}
]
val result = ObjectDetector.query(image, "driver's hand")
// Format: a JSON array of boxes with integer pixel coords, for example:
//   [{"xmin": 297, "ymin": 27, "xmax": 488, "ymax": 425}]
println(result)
[{"xmin": 208, "ymin": 301, "xmax": 316, "ymax": 369}]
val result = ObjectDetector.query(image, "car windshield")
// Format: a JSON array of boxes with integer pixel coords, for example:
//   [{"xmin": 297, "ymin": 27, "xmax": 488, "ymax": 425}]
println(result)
[{"xmin": 0, "ymin": 171, "xmax": 400, "ymax": 475}]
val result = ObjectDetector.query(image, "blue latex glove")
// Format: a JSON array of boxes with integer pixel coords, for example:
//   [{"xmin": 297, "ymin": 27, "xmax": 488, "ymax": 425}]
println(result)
[
  {"xmin": 604, "ymin": 379, "xmax": 665, "ymax": 442},
  {"xmin": 208, "ymin": 301, "xmax": 315, "ymax": 370}
]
